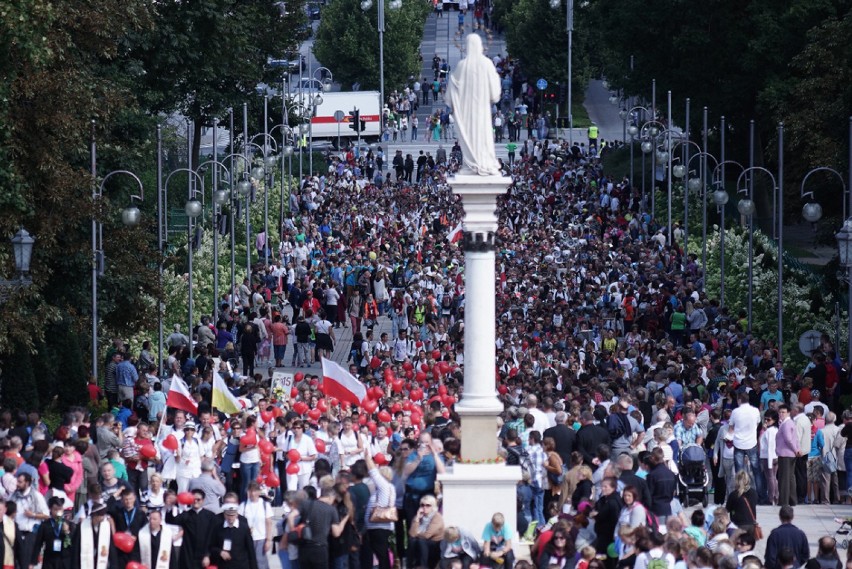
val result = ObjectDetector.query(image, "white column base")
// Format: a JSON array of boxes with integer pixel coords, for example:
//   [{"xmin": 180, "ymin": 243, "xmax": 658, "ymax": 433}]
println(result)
[{"xmin": 439, "ymin": 464, "xmax": 522, "ymax": 545}]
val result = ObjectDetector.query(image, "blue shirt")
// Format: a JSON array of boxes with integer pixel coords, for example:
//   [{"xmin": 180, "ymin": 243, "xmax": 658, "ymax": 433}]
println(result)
[
  {"xmin": 482, "ymin": 522, "xmax": 512, "ymax": 545},
  {"xmin": 115, "ymin": 360, "xmax": 139, "ymax": 387},
  {"xmin": 405, "ymin": 453, "xmax": 439, "ymax": 494}
]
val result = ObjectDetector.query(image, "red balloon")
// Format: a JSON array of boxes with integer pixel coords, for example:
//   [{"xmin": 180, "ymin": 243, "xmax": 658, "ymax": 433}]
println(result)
[
  {"xmin": 287, "ymin": 449, "xmax": 301, "ymax": 462},
  {"xmin": 273, "ymin": 407, "xmax": 284, "ymax": 418},
  {"xmin": 442, "ymin": 394, "xmax": 455, "ymax": 408},
  {"xmin": 392, "ymin": 380, "xmax": 404, "ymax": 393},
  {"xmin": 286, "ymin": 462, "xmax": 300, "ymax": 475},
  {"xmin": 310, "ymin": 378, "xmax": 319, "ymax": 388},
  {"xmin": 290, "ymin": 387, "xmax": 299, "ymax": 398},
  {"xmin": 363, "ymin": 399, "xmax": 379, "ymax": 414},
  {"xmin": 410, "ymin": 410, "xmax": 423, "ymax": 425},
  {"xmin": 438, "ymin": 385, "xmax": 448, "ymax": 395},
  {"xmin": 114, "ymin": 532, "xmax": 136, "ymax": 553},
  {"xmin": 240, "ymin": 433, "xmax": 257, "ymax": 447},
  {"xmin": 438, "ymin": 361, "xmax": 451, "ymax": 375},
  {"xmin": 509, "ymin": 367, "xmax": 518, "ymax": 377},
  {"xmin": 317, "ymin": 399, "xmax": 328, "ymax": 412},
  {"xmin": 126, "ymin": 562, "xmax": 148, "ymax": 569},
  {"xmin": 367, "ymin": 421, "xmax": 377, "ymax": 435},
  {"xmin": 442, "ymin": 409, "xmax": 450, "ymax": 419},
  {"xmin": 261, "ymin": 459, "xmax": 273, "ymax": 474},
  {"xmin": 373, "ymin": 453, "xmax": 388, "ymax": 465},
  {"xmin": 403, "ymin": 401, "xmax": 413, "ymax": 411},
  {"xmin": 498, "ymin": 385, "xmax": 509, "ymax": 395},
  {"xmin": 378, "ymin": 410, "xmax": 392, "ymax": 423},
  {"xmin": 294, "ymin": 372, "xmax": 305, "ymax": 383},
  {"xmin": 384, "ymin": 372, "xmax": 394, "ymax": 386},
  {"xmin": 177, "ymin": 492, "xmax": 195, "ymax": 506},
  {"xmin": 329, "ymin": 397, "xmax": 339, "ymax": 407},
  {"xmin": 410, "ymin": 388, "xmax": 424, "ymax": 401},
  {"xmin": 521, "ymin": 340, "xmax": 529, "ymax": 350},
  {"xmin": 402, "ymin": 362, "xmax": 414, "ymax": 372},
  {"xmin": 391, "ymin": 403, "xmax": 402, "ymax": 414},
  {"xmin": 432, "ymin": 368, "xmax": 441, "ymax": 380},
  {"xmin": 415, "ymin": 341, "xmax": 423, "ymax": 348},
  {"xmin": 371, "ymin": 357, "xmax": 382, "ymax": 369},
  {"xmin": 293, "ymin": 402, "xmax": 309, "ymax": 415},
  {"xmin": 432, "ymin": 350, "xmax": 441, "ymax": 360},
  {"xmin": 308, "ymin": 408, "xmax": 322, "ymax": 421},
  {"xmin": 261, "ymin": 411, "xmax": 273, "ymax": 424},
  {"xmin": 259, "ymin": 439, "xmax": 275, "ymax": 455},
  {"xmin": 358, "ymin": 414, "xmax": 368, "ymax": 425},
  {"xmin": 421, "ymin": 363, "xmax": 430, "ymax": 372},
  {"xmin": 162, "ymin": 434, "xmax": 178, "ymax": 451},
  {"xmin": 373, "ymin": 386, "xmax": 385, "ymax": 399},
  {"xmin": 415, "ymin": 371, "xmax": 427, "ymax": 383},
  {"xmin": 315, "ymin": 439, "xmax": 327, "ymax": 453},
  {"xmin": 139, "ymin": 444, "xmax": 157, "ymax": 459},
  {"xmin": 266, "ymin": 473, "xmax": 281, "ymax": 488},
  {"xmin": 405, "ymin": 370, "xmax": 415, "ymax": 380}
]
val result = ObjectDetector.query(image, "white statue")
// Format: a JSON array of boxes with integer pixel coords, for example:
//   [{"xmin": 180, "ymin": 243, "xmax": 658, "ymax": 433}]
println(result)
[{"xmin": 446, "ymin": 34, "xmax": 502, "ymax": 176}]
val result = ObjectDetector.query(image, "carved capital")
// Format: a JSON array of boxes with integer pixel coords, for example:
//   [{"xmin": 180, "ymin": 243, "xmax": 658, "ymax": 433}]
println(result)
[{"xmin": 462, "ymin": 231, "xmax": 495, "ymax": 252}]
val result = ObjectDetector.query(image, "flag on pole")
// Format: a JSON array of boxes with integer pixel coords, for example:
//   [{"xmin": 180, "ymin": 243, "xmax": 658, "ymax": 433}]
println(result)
[
  {"xmin": 321, "ymin": 357, "xmax": 367, "ymax": 406},
  {"xmin": 166, "ymin": 375, "xmax": 198, "ymax": 415},
  {"xmin": 213, "ymin": 372, "xmax": 242, "ymax": 415},
  {"xmin": 447, "ymin": 222, "xmax": 463, "ymax": 244}
]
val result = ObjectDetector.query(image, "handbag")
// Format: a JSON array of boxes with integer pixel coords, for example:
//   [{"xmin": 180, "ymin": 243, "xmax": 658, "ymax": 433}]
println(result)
[
  {"xmin": 287, "ymin": 500, "xmax": 314, "ymax": 545},
  {"xmin": 823, "ymin": 451, "xmax": 838, "ymax": 473},
  {"xmin": 743, "ymin": 498, "xmax": 763, "ymax": 540},
  {"xmin": 369, "ymin": 506, "xmax": 398, "ymax": 523}
]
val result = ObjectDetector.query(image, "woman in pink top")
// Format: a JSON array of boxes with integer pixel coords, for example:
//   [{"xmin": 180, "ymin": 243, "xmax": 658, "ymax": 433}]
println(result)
[{"xmin": 270, "ymin": 314, "xmax": 290, "ymax": 367}]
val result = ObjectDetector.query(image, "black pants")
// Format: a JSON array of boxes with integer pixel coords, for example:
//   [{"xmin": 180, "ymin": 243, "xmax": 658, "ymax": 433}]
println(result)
[
  {"xmin": 128, "ymin": 468, "xmax": 148, "ymax": 496},
  {"xmin": 408, "ymin": 537, "xmax": 440, "ymax": 569},
  {"xmin": 242, "ymin": 352, "xmax": 255, "ymax": 377},
  {"xmin": 394, "ymin": 509, "xmax": 407, "ymax": 559},
  {"xmin": 795, "ymin": 455, "xmax": 808, "ymax": 502},
  {"xmin": 369, "ymin": 528, "xmax": 394, "ymax": 569},
  {"xmin": 300, "ymin": 544, "xmax": 329, "ymax": 569},
  {"xmin": 778, "ymin": 456, "xmax": 797, "ymax": 506}
]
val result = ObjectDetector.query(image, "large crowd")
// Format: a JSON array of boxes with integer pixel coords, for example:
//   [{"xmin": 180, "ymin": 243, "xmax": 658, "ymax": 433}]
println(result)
[{"xmin": 3, "ymin": 46, "xmax": 852, "ymax": 569}]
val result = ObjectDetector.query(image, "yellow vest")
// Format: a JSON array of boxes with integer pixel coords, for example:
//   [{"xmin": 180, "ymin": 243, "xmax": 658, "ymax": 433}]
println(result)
[{"xmin": 588, "ymin": 126, "xmax": 598, "ymax": 139}]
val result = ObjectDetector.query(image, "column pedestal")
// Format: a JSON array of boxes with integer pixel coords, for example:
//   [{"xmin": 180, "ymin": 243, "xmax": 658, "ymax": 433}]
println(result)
[{"xmin": 440, "ymin": 173, "xmax": 520, "ymax": 541}]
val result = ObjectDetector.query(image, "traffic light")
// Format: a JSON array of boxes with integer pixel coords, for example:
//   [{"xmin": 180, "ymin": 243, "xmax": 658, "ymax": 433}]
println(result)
[
  {"xmin": 349, "ymin": 109, "xmax": 360, "ymax": 133},
  {"xmin": 558, "ymin": 83, "xmax": 567, "ymax": 105}
]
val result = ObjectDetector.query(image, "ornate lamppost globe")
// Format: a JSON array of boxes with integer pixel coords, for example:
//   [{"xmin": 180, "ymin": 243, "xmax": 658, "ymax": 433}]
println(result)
[
  {"xmin": 656, "ymin": 150, "xmax": 669, "ymax": 163},
  {"xmin": 250, "ymin": 165, "xmax": 265, "ymax": 180},
  {"xmin": 640, "ymin": 141, "xmax": 653, "ymax": 154},
  {"xmin": 687, "ymin": 178, "xmax": 702, "ymax": 192},
  {"xmin": 264, "ymin": 155, "xmax": 278, "ymax": 170},
  {"xmin": 648, "ymin": 126, "xmax": 659, "ymax": 137},
  {"xmin": 237, "ymin": 179, "xmax": 252, "ymax": 197},
  {"xmin": 802, "ymin": 202, "xmax": 823, "ymax": 223},
  {"xmin": 737, "ymin": 198, "xmax": 755, "ymax": 216},
  {"xmin": 122, "ymin": 206, "xmax": 141, "ymax": 227},
  {"xmin": 184, "ymin": 199, "xmax": 203, "ymax": 219},
  {"xmin": 283, "ymin": 145, "xmax": 295, "ymax": 157},
  {"xmin": 627, "ymin": 125, "xmax": 638, "ymax": 138},
  {"xmin": 213, "ymin": 189, "xmax": 229, "ymax": 205},
  {"xmin": 672, "ymin": 165, "xmax": 686, "ymax": 179},
  {"xmin": 361, "ymin": 0, "xmax": 372, "ymax": 9},
  {"xmin": 549, "ymin": 0, "xmax": 560, "ymax": 8},
  {"xmin": 712, "ymin": 189, "xmax": 729, "ymax": 206},
  {"xmin": 619, "ymin": 110, "xmax": 628, "ymax": 121}
]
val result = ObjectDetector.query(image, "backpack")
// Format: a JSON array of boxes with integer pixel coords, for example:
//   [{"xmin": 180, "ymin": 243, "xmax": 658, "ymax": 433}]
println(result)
[
  {"xmin": 647, "ymin": 554, "xmax": 668, "ymax": 569},
  {"xmin": 507, "ymin": 445, "xmax": 533, "ymax": 477}
]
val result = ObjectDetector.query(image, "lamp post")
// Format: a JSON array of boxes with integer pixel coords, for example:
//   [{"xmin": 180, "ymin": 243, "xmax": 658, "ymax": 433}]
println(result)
[
  {"xmin": 307, "ymin": 93, "xmax": 323, "ymax": 175},
  {"xmin": 735, "ymin": 166, "xmax": 780, "ymax": 334},
  {"xmin": 361, "ymin": 0, "xmax": 402, "ymax": 127},
  {"xmin": 668, "ymin": 135, "xmax": 702, "ymax": 251},
  {"xmin": 271, "ymin": 120, "xmax": 296, "ymax": 228},
  {"xmin": 220, "ymin": 152, "xmax": 253, "ymax": 299},
  {"xmin": 91, "ymin": 122, "xmax": 146, "ymax": 381},
  {"xmin": 711, "ymin": 187, "xmax": 729, "ymax": 306},
  {"xmin": 163, "ymin": 168, "xmax": 205, "ymax": 337},
  {"xmin": 549, "ymin": 0, "xmax": 573, "ymax": 145},
  {"xmin": 313, "ymin": 67, "xmax": 334, "ymax": 94},
  {"xmin": 0, "ymin": 228, "xmax": 36, "ymax": 303},
  {"xmin": 837, "ymin": 219, "xmax": 852, "ymax": 364},
  {"xmin": 682, "ymin": 149, "xmax": 720, "ymax": 286},
  {"xmin": 196, "ymin": 154, "xmax": 233, "ymax": 321},
  {"xmin": 620, "ymin": 105, "xmax": 651, "ymax": 197},
  {"xmin": 251, "ymin": 99, "xmax": 281, "ymax": 268},
  {"xmin": 638, "ymin": 119, "xmax": 666, "ymax": 218}
]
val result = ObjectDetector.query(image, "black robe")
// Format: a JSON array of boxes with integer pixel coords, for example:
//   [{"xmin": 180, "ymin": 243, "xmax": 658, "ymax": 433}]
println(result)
[
  {"xmin": 70, "ymin": 522, "xmax": 116, "ymax": 569},
  {"xmin": 110, "ymin": 505, "xmax": 146, "ymax": 567},
  {"xmin": 0, "ymin": 520, "xmax": 25, "ymax": 569},
  {"xmin": 30, "ymin": 518, "xmax": 72, "ymax": 569},
  {"xmin": 166, "ymin": 507, "xmax": 217, "ymax": 569},
  {"xmin": 210, "ymin": 519, "xmax": 258, "ymax": 569}
]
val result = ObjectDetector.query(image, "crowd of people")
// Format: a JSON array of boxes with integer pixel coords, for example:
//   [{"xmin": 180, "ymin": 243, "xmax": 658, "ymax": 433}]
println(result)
[{"xmin": 4, "ymin": 39, "xmax": 852, "ymax": 569}]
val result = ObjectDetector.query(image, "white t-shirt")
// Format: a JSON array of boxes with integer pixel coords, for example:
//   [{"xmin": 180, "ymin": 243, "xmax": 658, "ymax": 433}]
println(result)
[
  {"xmin": 728, "ymin": 403, "xmax": 761, "ymax": 450},
  {"xmin": 339, "ymin": 431, "xmax": 364, "ymax": 468},
  {"xmin": 239, "ymin": 498, "xmax": 272, "ymax": 540},
  {"xmin": 287, "ymin": 435, "xmax": 317, "ymax": 476}
]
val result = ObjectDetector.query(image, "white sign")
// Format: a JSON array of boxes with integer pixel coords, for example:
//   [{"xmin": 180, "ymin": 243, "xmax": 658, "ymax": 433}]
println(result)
[{"xmin": 272, "ymin": 372, "xmax": 295, "ymax": 400}]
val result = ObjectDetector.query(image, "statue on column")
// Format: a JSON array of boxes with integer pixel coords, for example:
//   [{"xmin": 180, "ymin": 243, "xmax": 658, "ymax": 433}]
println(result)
[{"xmin": 446, "ymin": 34, "xmax": 502, "ymax": 176}]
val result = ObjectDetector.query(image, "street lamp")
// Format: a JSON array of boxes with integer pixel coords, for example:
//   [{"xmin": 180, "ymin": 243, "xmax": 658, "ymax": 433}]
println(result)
[
  {"xmin": 361, "ymin": 0, "xmax": 401, "ymax": 129},
  {"xmin": 196, "ymin": 152, "xmax": 233, "ymax": 322},
  {"xmin": 638, "ymin": 119, "xmax": 667, "ymax": 220},
  {"xmin": 0, "ymin": 228, "xmax": 36, "ymax": 304},
  {"xmin": 549, "ymin": 0, "xmax": 574, "ymax": 145},
  {"xmin": 314, "ymin": 66, "xmax": 334, "ymax": 93},
  {"xmin": 682, "ymin": 149, "xmax": 720, "ymax": 289},
  {"xmin": 91, "ymin": 121, "xmax": 146, "ymax": 380},
  {"xmin": 710, "ymin": 158, "xmax": 746, "ymax": 309},
  {"xmin": 837, "ymin": 219, "xmax": 852, "ymax": 364},
  {"xmin": 308, "ymin": 93, "xmax": 323, "ymax": 175},
  {"xmin": 220, "ymin": 152, "xmax": 252, "ymax": 299}
]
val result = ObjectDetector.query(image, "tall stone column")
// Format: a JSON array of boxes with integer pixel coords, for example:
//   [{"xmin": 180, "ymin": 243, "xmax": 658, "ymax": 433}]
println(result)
[
  {"xmin": 438, "ymin": 172, "xmax": 520, "ymax": 542},
  {"xmin": 451, "ymin": 172, "xmax": 507, "ymax": 459}
]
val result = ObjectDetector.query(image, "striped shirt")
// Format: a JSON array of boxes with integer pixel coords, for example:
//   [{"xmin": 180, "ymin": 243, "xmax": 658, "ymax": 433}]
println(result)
[{"xmin": 365, "ymin": 467, "xmax": 396, "ymax": 531}]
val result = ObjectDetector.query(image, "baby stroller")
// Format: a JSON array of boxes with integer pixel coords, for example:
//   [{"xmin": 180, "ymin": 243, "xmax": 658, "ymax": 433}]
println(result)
[
  {"xmin": 833, "ymin": 518, "xmax": 852, "ymax": 549},
  {"xmin": 678, "ymin": 444, "xmax": 709, "ymax": 507}
]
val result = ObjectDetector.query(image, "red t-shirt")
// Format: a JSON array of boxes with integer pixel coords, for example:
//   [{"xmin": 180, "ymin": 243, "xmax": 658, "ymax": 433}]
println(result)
[{"xmin": 88, "ymin": 383, "xmax": 102, "ymax": 402}]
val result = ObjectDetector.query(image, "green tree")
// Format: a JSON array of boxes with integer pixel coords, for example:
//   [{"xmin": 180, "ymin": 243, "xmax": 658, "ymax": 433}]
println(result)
[
  {"xmin": 137, "ymin": 0, "xmax": 302, "ymax": 165},
  {"xmin": 53, "ymin": 321, "xmax": 89, "ymax": 409},
  {"xmin": 499, "ymin": 0, "xmax": 591, "ymax": 106},
  {"xmin": 314, "ymin": 0, "xmax": 430, "ymax": 94},
  {"xmin": 1, "ymin": 342, "xmax": 39, "ymax": 411}
]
